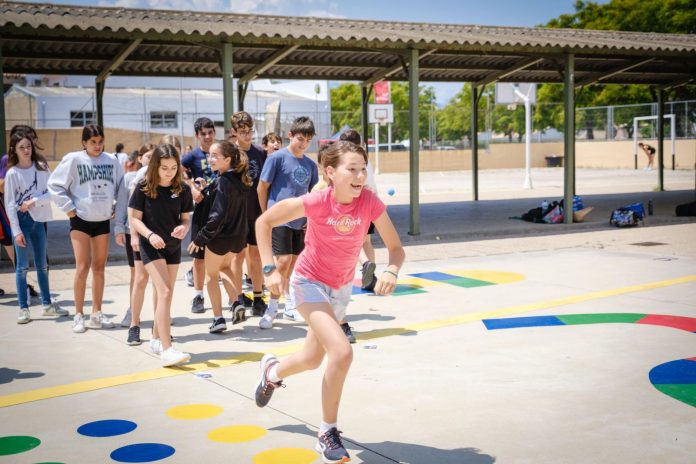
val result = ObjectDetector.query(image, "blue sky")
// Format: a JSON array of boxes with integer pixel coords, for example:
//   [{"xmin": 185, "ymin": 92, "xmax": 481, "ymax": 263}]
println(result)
[{"xmin": 17, "ymin": 0, "xmax": 610, "ymax": 104}]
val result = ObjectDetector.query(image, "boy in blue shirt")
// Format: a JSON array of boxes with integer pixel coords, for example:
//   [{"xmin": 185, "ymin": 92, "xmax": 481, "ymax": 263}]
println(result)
[{"xmin": 257, "ymin": 116, "xmax": 318, "ymax": 328}]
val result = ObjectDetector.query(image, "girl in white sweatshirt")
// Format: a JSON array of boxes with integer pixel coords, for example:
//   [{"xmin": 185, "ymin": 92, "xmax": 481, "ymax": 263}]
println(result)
[
  {"xmin": 48, "ymin": 124, "xmax": 128, "ymax": 333},
  {"xmin": 4, "ymin": 131, "xmax": 68, "ymax": 324}
]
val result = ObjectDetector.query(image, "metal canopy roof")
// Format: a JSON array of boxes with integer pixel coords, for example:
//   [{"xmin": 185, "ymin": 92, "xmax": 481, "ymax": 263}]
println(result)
[{"xmin": 1, "ymin": 1, "xmax": 695, "ymax": 87}]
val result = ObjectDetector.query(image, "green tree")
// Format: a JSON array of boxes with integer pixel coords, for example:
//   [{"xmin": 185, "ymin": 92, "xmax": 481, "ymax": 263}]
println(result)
[{"xmin": 329, "ymin": 82, "xmax": 362, "ymax": 134}]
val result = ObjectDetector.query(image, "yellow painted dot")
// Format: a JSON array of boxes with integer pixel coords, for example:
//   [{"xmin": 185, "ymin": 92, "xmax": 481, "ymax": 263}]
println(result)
[
  {"xmin": 166, "ymin": 404, "xmax": 223, "ymax": 420},
  {"xmin": 208, "ymin": 425, "xmax": 267, "ymax": 443},
  {"xmin": 252, "ymin": 448, "xmax": 317, "ymax": 464},
  {"xmin": 450, "ymin": 270, "xmax": 525, "ymax": 285}
]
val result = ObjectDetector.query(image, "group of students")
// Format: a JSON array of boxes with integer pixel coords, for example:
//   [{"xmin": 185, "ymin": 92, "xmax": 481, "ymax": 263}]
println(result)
[{"xmin": 2, "ymin": 115, "xmax": 404, "ymax": 463}]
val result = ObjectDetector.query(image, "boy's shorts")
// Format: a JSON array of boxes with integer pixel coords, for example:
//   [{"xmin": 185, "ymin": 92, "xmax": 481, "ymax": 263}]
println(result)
[
  {"xmin": 272, "ymin": 226, "xmax": 305, "ymax": 256},
  {"xmin": 289, "ymin": 272, "xmax": 352, "ymax": 322}
]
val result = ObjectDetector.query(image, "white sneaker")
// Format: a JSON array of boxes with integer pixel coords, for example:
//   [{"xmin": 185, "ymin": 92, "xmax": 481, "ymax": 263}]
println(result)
[
  {"xmin": 283, "ymin": 308, "xmax": 304, "ymax": 322},
  {"xmin": 42, "ymin": 302, "xmax": 69, "ymax": 317},
  {"xmin": 149, "ymin": 338, "xmax": 162, "ymax": 355},
  {"xmin": 73, "ymin": 313, "xmax": 86, "ymax": 333},
  {"xmin": 259, "ymin": 308, "xmax": 277, "ymax": 329},
  {"xmin": 161, "ymin": 347, "xmax": 191, "ymax": 367},
  {"xmin": 120, "ymin": 308, "xmax": 132, "ymax": 327},
  {"xmin": 85, "ymin": 311, "xmax": 114, "ymax": 329},
  {"xmin": 17, "ymin": 308, "xmax": 31, "ymax": 324}
]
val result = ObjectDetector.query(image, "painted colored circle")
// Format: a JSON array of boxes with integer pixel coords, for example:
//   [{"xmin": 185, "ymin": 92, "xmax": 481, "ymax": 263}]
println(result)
[
  {"xmin": 208, "ymin": 425, "xmax": 267, "ymax": 443},
  {"xmin": 0, "ymin": 436, "xmax": 41, "ymax": 456},
  {"xmin": 166, "ymin": 404, "xmax": 223, "ymax": 420},
  {"xmin": 77, "ymin": 420, "xmax": 137, "ymax": 437},
  {"xmin": 252, "ymin": 448, "xmax": 317, "ymax": 464},
  {"xmin": 110, "ymin": 443, "xmax": 175, "ymax": 463}
]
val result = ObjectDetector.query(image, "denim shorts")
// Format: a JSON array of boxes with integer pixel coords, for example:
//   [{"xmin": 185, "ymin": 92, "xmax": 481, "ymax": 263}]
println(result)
[{"xmin": 289, "ymin": 272, "xmax": 352, "ymax": 321}]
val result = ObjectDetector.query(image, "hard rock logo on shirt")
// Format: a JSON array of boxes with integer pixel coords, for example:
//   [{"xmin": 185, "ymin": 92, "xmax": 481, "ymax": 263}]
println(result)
[{"xmin": 326, "ymin": 215, "xmax": 362, "ymax": 235}]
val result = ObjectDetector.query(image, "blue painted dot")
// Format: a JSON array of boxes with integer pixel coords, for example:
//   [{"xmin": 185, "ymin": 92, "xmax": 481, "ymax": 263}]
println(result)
[
  {"xmin": 110, "ymin": 443, "xmax": 175, "ymax": 463},
  {"xmin": 77, "ymin": 420, "xmax": 137, "ymax": 438}
]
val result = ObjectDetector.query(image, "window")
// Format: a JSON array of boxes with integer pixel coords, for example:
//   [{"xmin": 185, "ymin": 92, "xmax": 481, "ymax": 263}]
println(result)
[
  {"xmin": 150, "ymin": 111, "xmax": 178, "ymax": 129},
  {"xmin": 70, "ymin": 111, "xmax": 96, "ymax": 127}
]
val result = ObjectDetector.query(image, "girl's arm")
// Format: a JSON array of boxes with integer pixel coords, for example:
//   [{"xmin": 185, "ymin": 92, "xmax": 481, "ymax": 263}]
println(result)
[
  {"xmin": 191, "ymin": 180, "xmax": 229, "ymax": 248},
  {"xmin": 255, "ymin": 196, "xmax": 305, "ymax": 295},
  {"xmin": 372, "ymin": 210, "xmax": 405, "ymax": 296},
  {"xmin": 129, "ymin": 207, "xmax": 165, "ymax": 250},
  {"xmin": 3, "ymin": 171, "xmax": 25, "ymax": 246},
  {"xmin": 112, "ymin": 168, "xmax": 128, "ymax": 245},
  {"xmin": 172, "ymin": 212, "xmax": 190, "ymax": 240},
  {"xmin": 47, "ymin": 157, "xmax": 76, "ymax": 216}
]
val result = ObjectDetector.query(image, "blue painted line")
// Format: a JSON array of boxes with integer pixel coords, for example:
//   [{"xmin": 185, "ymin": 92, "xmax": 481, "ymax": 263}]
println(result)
[
  {"xmin": 408, "ymin": 271, "xmax": 458, "ymax": 282},
  {"xmin": 649, "ymin": 359, "xmax": 696, "ymax": 385},
  {"xmin": 483, "ymin": 316, "xmax": 565, "ymax": 330}
]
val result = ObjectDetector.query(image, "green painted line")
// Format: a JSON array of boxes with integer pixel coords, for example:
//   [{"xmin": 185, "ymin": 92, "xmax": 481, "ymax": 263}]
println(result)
[
  {"xmin": 653, "ymin": 384, "xmax": 696, "ymax": 408},
  {"xmin": 443, "ymin": 276, "xmax": 495, "ymax": 288},
  {"xmin": 393, "ymin": 284, "xmax": 427, "ymax": 296},
  {"xmin": 557, "ymin": 313, "xmax": 648, "ymax": 325}
]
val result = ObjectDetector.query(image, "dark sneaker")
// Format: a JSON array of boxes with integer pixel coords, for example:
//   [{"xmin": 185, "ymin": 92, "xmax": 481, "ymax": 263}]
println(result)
[
  {"xmin": 209, "ymin": 317, "xmax": 227, "ymax": 333},
  {"xmin": 361, "ymin": 261, "xmax": 376, "ymax": 289},
  {"xmin": 127, "ymin": 326, "xmax": 142, "ymax": 346},
  {"xmin": 363, "ymin": 275, "xmax": 377, "ymax": 293},
  {"xmin": 242, "ymin": 293, "xmax": 254, "ymax": 307},
  {"xmin": 230, "ymin": 302, "xmax": 246, "ymax": 325},
  {"xmin": 252, "ymin": 298, "xmax": 267, "ymax": 317},
  {"xmin": 315, "ymin": 428, "xmax": 351, "ymax": 464},
  {"xmin": 191, "ymin": 295, "xmax": 205, "ymax": 313},
  {"xmin": 27, "ymin": 283, "xmax": 39, "ymax": 297},
  {"xmin": 255, "ymin": 353, "xmax": 283, "ymax": 407},
  {"xmin": 340, "ymin": 322, "xmax": 356, "ymax": 344}
]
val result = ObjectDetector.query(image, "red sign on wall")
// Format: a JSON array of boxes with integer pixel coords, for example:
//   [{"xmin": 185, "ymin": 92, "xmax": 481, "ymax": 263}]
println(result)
[{"xmin": 374, "ymin": 81, "xmax": 390, "ymax": 104}]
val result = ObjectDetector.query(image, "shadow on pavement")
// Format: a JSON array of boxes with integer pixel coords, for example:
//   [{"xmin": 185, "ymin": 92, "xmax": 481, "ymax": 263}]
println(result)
[{"xmin": 0, "ymin": 367, "xmax": 45, "ymax": 384}]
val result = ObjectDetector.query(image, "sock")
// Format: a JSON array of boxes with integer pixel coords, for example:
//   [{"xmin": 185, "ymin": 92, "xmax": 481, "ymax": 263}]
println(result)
[
  {"xmin": 194, "ymin": 290, "xmax": 203, "ymax": 298},
  {"xmin": 253, "ymin": 291, "xmax": 263, "ymax": 299},
  {"xmin": 268, "ymin": 298, "xmax": 279, "ymax": 313},
  {"xmin": 319, "ymin": 421, "xmax": 337, "ymax": 436},
  {"xmin": 268, "ymin": 363, "xmax": 282, "ymax": 383},
  {"xmin": 254, "ymin": 295, "xmax": 264, "ymax": 302}
]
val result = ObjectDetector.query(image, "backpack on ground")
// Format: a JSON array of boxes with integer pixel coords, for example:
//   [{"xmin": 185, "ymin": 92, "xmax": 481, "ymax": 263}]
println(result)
[
  {"xmin": 675, "ymin": 201, "xmax": 696, "ymax": 217},
  {"xmin": 610, "ymin": 202, "xmax": 645, "ymax": 227}
]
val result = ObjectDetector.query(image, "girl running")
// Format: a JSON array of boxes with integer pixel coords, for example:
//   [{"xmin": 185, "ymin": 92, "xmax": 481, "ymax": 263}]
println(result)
[
  {"xmin": 4, "ymin": 131, "xmax": 67, "ymax": 323},
  {"xmin": 254, "ymin": 141, "xmax": 405, "ymax": 464},
  {"xmin": 187, "ymin": 141, "xmax": 250, "ymax": 333},
  {"xmin": 129, "ymin": 143, "xmax": 193, "ymax": 367},
  {"xmin": 48, "ymin": 124, "xmax": 127, "ymax": 333}
]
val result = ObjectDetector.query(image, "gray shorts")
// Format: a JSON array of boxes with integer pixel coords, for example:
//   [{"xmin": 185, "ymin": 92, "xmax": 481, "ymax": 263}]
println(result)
[{"xmin": 289, "ymin": 272, "xmax": 353, "ymax": 321}]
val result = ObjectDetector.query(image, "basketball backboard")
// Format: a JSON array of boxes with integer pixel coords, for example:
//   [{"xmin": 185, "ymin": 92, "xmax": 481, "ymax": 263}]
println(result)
[
  {"xmin": 495, "ymin": 83, "xmax": 537, "ymax": 105},
  {"xmin": 368, "ymin": 104, "xmax": 394, "ymax": 124}
]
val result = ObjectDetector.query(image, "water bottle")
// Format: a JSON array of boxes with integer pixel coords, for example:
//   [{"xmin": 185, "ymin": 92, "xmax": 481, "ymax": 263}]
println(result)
[
  {"xmin": 541, "ymin": 200, "xmax": 549, "ymax": 212},
  {"xmin": 648, "ymin": 199, "xmax": 653, "ymax": 216}
]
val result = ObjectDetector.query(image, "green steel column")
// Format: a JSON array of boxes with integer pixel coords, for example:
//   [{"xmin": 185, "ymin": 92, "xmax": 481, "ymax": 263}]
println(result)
[
  {"xmin": 222, "ymin": 43, "xmax": 234, "ymax": 133},
  {"xmin": 471, "ymin": 84, "xmax": 479, "ymax": 201},
  {"xmin": 237, "ymin": 82, "xmax": 244, "ymax": 112},
  {"xmin": 361, "ymin": 84, "xmax": 370, "ymax": 149},
  {"xmin": 0, "ymin": 46, "xmax": 5, "ymax": 154},
  {"xmin": 408, "ymin": 49, "xmax": 420, "ymax": 235},
  {"xmin": 563, "ymin": 54, "xmax": 575, "ymax": 224},
  {"xmin": 96, "ymin": 79, "xmax": 105, "ymax": 129},
  {"xmin": 657, "ymin": 87, "xmax": 665, "ymax": 191}
]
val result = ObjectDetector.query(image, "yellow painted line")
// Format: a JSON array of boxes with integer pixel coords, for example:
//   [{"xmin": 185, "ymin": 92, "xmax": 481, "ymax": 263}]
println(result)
[
  {"xmin": 1, "ymin": 274, "xmax": 694, "ymax": 408},
  {"xmin": 448, "ymin": 269, "xmax": 525, "ymax": 285}
]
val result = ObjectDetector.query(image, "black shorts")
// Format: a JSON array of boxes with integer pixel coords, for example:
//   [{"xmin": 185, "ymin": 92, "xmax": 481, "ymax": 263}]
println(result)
[
  {"xmin": 0, "ymin": 199, "xmax": 13, "ymax": 246},
  {"xmin": 246, "ymin": 218, "xmax": 258, "ymax": 246},
  {"xmin": 367, "ymin": 222, "xmax": 376, "ymax": 235},
  {"xmin": 70, "ymin": 215, "xmax": 110, "ymax": 237},
  {"xmin": 188, "ymin": 223, "xmax": 205, "ymax": 259},
  {"xmin": 124, "ymin": 233, "xmax": 142, "ymax": 267},
  {"xmin": 139, "ymin": 238, "xmax": 181, "ymax": 266},
  {"xmin": 272, "ymin": 226, "xmax": 305, "ymax": 256},
  {"xmin": 207, "ymin": 237, "xmax": 245, "ymax": 256}
]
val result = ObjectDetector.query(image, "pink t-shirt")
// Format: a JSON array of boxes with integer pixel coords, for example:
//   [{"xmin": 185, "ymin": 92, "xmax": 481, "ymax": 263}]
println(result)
[{"xmin": 295, "ymin": 187, "xmax": 386, "ymax": 289}]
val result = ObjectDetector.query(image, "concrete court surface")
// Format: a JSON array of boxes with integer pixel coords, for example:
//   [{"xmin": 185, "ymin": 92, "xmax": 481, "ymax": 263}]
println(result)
[{"xmin": 1, "ymin": 223, "xmax": 695, "ymax": 463}]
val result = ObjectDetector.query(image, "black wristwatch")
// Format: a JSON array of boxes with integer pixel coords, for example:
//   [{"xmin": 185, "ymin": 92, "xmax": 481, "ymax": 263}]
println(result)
[{"xmin": 262, "ymin": 264, "xmax": 277, "ymax": 275}]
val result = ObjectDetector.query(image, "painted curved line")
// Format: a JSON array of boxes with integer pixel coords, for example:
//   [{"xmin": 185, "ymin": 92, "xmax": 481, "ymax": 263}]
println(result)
[{"xmin": 482, "ymin": 313, "xmax": 696, "ymax": 408}]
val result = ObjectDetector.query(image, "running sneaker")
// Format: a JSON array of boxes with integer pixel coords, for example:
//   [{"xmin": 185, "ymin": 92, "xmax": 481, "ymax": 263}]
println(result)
[
  {"xmin": 255, "ymin": 353, "xmax": 283, "ymax": 407},
  {"xmin": 340, "ymin": 322, "xmax": 356, "ymax": 344},
  {"xmin": 72, "ymin": 313, "xmax": 86, "ymax": 333},
  {"xmin": 315, "ymin": 427, "xmax": 351, "ymax": 464},
  {"xmin": 17, "ymin": 308, "xmax": 30, "ymax": 324},
  {"xmin": 120, "ymin": 307, "xmax": 132, "ymax": 327},
  {"xmin": 283, "ymin": 308, "xmax": 304, "ymax": 322},
  {"xmin": 85, "ymin": 311, "xmax": 114, "ymax": 329},
  {"xmin": 127, "ymin": 326, "xmax": 142, "ymax": 346},
  {"xmin": 185, "ymin": 268, "xmax": 194, "ymax": 287},
  {"xmin": 242, "ymin": 293, "xmax": 254, "ymax": 307},
  {"xmin": 361, "ymin": 261, "xmax": 377, "ymax": 289},
  {"xmin": 42, "ymin": 302, "xmax": 69, "ymax": 317},
  {"xmin": 191, "ymin": 295, "xmax": 205, "ymax": 313},
  {"xmin": 252, "ymin": 298, "xmax": 267, "ymax": 317},
  {"xmin": 363, "ymin": 275, "xmax": 377, "ymax": 293},
  {"xmin": 27, "ymin": 283, "xmax": 39, "ymax": 297},
  {"xmin": 161, "ymin": 347, "xmax": 191, "ymax": 367},
  {"xmin": 209, "ymin": 317, "xmax": 227, "ymax": 333},
  {"xmin": 259, "ymin": 308, "xmax": 277, "ymax": 329},
  {"xmin": 149, "ymin": 338, "xmax": 162, "ymax": 355},
  {"xmin": 230, "ymin": 302, "xmax": 246, "ymax": 325}
]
